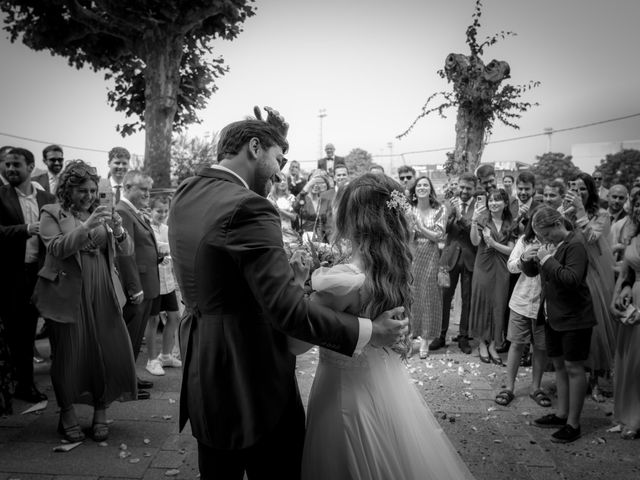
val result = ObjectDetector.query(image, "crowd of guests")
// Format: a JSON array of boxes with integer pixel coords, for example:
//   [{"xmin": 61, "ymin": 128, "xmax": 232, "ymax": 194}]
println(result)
[
  {"xmin": 0, "ymin": 145, "xmax": 181, "ymax": 442},
  {"xmin": 274, "ymin": 152, "xmax": 639, "ymax": 445}
]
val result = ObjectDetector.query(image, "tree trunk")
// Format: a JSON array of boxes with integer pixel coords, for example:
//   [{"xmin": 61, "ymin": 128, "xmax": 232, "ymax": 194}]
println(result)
[
  {"xmin": 450, "ymin": 107, "xmax": 487, "ymax": 175},
  {"xmin": 142, "ymin": 33, "xmax": 184, "ymax": 188}
]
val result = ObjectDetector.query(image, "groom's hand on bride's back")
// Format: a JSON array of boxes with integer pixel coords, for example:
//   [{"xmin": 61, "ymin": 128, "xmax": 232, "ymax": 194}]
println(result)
[{"xmin": 370, "ymin": 307, "xmax": 409, "ymax": 348}]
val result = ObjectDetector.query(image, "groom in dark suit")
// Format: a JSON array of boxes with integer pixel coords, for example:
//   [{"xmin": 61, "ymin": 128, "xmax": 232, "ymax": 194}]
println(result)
[
  {"xmin": 168, "ymin": 107, "xmax": 407, "ymax": 480},
  {"xmin": 116, "ymin": 170, "xmax": 160, "ymax": 400}
]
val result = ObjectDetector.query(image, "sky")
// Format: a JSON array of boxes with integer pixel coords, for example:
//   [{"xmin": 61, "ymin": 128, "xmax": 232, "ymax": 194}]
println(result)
[{"xmin": 0, "ymin": 0, "xmax": 639, "ymax": 179}]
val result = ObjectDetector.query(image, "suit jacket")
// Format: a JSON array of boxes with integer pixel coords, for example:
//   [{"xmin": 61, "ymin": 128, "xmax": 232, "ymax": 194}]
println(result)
[
  {"xmin": 115, "ymin": 200, "xmax": 160, "ymax": 299},
  {"xmin": 32, "ymin": 172, "xmax": 53, "ymax": 193},
  {"xmin": 509, "ymin": 198, "xmax": 542, "ymax": 234},
  {"xmin": 168, "ymin": 167, "xmax": 360, "ymax": 449},
  {"xmin": 31, "ymin": 204, "xmax": 131, "ymax": 323},
  {"xmin": 0, "ymin": 185, "xmax": 56, "ymax": 295},
  {"xmin": 319, "ymin": 188, "xmax": 338, "ymax": 241},
  {"xmin": 317, "ymin": 156, "xmax": 345, "ymax": 173},
  {"xmin": 440, "ymin": 198, "xmax": 477, "ymax": 272},
  {"xmin": 521, "ymin": 230, "xmax": 596, "ymax": 331}
]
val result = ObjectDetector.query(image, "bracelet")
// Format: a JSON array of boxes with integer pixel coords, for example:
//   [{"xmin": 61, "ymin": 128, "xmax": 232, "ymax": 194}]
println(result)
[{"xmin": 114, "ymin": 229, "xmax": 127, "ymax": 243}]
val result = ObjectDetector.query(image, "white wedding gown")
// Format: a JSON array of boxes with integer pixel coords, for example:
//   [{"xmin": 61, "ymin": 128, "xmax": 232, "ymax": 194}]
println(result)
[{"xmin": 301, "ymin": 264, "xmax": 475, "ymax": 480}]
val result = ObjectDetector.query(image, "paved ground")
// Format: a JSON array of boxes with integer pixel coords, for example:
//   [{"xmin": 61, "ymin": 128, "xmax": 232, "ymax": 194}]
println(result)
[{"xmin": 1, "ymin": 324, "xmax": 638, "ymax": 480}]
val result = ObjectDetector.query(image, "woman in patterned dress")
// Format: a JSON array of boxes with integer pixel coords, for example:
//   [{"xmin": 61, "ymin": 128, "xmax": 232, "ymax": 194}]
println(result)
[{"xmin": 409, "ymin": 176, "xmax": 446, "ymax": 359}]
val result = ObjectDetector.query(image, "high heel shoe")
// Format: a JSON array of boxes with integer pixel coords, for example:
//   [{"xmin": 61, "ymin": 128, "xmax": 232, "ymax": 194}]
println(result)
[
  {"xmin": 478, "ymin": 349, "xmax": 490, "ymax": 364},
  {"xmin": 57, "ymin": 420, "xmax": 85, "ymax": 443},
  {"xmin": 419, "ymin": 349, "xmax": 428, "ymax": 360},
  {"xmin": 489, "ymin": 352, "xmax": 504, "ymax": 366},
  {"xmin": 621, "ymin": 428, "xmax": 638, "ymax": 440}
]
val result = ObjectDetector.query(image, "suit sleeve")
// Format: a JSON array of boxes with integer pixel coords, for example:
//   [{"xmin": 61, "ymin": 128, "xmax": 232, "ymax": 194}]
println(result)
[
  {"xmin": 116, "ymin": 207, "xmax": 143, "ymax": 296},
  {"xmin": 225, "ymin": 195, "xmax": 359, "ymax": 356},
  {"xmin": 39, "ymin": 208, "xmax": 92, "ymax": 258},
  {"xmin": 541, "ymin": 241, "xmax": 588, "ymax": 289}
]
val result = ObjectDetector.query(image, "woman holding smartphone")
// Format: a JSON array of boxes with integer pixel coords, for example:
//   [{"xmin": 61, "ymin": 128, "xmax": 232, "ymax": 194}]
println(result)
[
  {"xmin": 563, "ymin": 173, "xmax": 615, "ymax": 402},
  {"xmin": 469, "ymin": 188, "xmax": 516, "ymax": 365}
]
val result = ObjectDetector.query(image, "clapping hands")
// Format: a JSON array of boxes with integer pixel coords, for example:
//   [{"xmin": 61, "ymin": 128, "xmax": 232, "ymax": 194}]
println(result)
[{"xmin": 536, "ymin": 243, "xmax": 556, "ymax": 261}]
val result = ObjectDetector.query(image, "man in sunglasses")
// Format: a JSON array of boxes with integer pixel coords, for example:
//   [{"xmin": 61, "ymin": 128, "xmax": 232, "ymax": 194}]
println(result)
[
  {"xmin": 592, "ymin": 170, "xmax": 608, "ymax": 209},
  {"xmin": 168, "ymin": 106, "xmax": 408, "ymax": 479},
  {"xmin": 397, "ymin": 165, "xmax": 416, "ymax": 195},
  {"xmin": 32, "ymin": 144, "xmax": 64, "ymax": 194}
]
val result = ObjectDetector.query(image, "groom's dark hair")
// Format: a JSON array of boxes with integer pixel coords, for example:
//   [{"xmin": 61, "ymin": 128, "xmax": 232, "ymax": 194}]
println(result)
[{"xmin": 217, "ymin": 120, "xmax": 289, "ymax": 161}]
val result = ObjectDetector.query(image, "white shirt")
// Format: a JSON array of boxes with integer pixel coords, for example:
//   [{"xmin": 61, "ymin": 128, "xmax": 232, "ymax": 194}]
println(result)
[
  {"xmin": 151, "ymin": 222, "xmax": 176, "ymax": 295},
  {"xmin": 48, "ymin": 172, "xmax": 60, "ymax": 194},
  {"xmin": 15, "ymin": 186, "xmax": 40, "ymax": 263},
  {"xmin": 507, "ymin": 236, "xmax": 541, "ymax": 318}
]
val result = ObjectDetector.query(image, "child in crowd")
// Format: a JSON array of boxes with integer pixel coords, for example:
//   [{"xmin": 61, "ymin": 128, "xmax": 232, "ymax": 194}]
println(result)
[
  {"xmin": 145, "ymin": 197, "xmax": 182, "ymax": 376},
  {"xmin": 521, "ymin": 206, "xmax": 596, "ymax": 443}
]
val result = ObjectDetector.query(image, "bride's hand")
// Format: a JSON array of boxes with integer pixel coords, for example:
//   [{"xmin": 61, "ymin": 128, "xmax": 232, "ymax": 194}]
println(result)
[{"xmin": 370, "ymin": 306, "xmax": 408, "ymax": 348}]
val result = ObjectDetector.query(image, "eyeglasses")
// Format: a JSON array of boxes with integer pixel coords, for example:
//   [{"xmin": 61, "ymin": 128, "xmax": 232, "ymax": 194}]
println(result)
[
  {"xmin": 48, "ymin": 158, "xmax": 64, "ymax": 163},
  {"xmin": 399, "ymin": 175, "xmax": 413, "ymax": 181},
  {"xmin": 593, "ymin": 177, "xmax": 603, "ymax": 181}
]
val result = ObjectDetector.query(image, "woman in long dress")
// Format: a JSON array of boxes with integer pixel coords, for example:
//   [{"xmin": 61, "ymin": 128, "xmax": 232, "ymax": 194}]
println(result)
[
  {"xmin": 564, "ymin": 173, "xmax": 616, "ymax": 401},
  {"xmin": 408, "ymin": 176, "xmax": 446, "ymax": 358},
  {"xmin": 267, "ymin": 177, "xmax": 299, "ymax": 244},
  {"xmin": 610, "ymin": 189, "xmax": 640, "ymax": 440},
  {"xmin": 296, "ymin": 173, "xmax": 475, "ymax": 480},
  {"xmin": 32, "ymin": 161, "xmax": 137, "ymax": 442},
  {"xmin": 469, "ymin": 188, "xmax": 515, "ymax": 365}
]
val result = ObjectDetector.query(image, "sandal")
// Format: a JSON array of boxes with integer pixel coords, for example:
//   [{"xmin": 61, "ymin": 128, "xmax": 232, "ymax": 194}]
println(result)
[
  {"xmin": 57, "ymin": 420, "xmax": 85, "ymax": 443},
  {"xmin": 494, "ymin": 389, "xmax": 515, "ymax": 406},
  {"xmin": 529, "ymin": 389, "xmax": 552, "ymax": 407},
  {"xmin": 92, "ymin": 422, "xmax": 109, "ymax": 442}
]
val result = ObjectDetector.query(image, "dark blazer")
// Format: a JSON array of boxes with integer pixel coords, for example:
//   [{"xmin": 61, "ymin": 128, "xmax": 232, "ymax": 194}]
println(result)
[
  {"xmin": 115, "ymin": 200, "xmax": 160, "ymax": 299},
  {"xmin": 0, "ymin": 185, "xmax": 56, "ymax": 292},
  {"xmin": 317, "ymin": 156, "xmax": 345, "ymax": 173},
  {"xmin": 31, "ymin": 204, "xmax": 130, "ymax": 323},
  {"xmin": 31, "ymin": 172, "xmax": 52, "ymax": 193},
  {"xmin": 440, "ymin": 198, "xmax": 477, "ymax": 272},
  {"xmin": 509, "ymin": 198, "xmax": 542, "ymax": 233},
  {"xmin": 521, "ymin": 230, "xmax": 596, "ymax": 331},
  {"xmin": 294, "ymin": 191, "xmax": 331, "ymax": 241},
  {"xmin": 168, "ymin": 167, "xmax": 360, "ymax": 449}
]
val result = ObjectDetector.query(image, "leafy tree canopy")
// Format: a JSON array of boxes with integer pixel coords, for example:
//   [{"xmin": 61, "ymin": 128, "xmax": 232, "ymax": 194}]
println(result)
[
  {"xmin": 597, "ymin": 149, "xmax": 640, "ymax": 190},
  {"xmin": 171, "ymin": 132, "xmax": 218, "ymax": 186},
  {"xmin": 1, "ymin": 0, "xmax": 254, "ymax": 136},
  {"xmin": 529, "ymin": 152, "xmax": 581, "ymax": 187},
  {"xmin": 344, "ymin": 148, "xmax": 373, "ymax": 178}
]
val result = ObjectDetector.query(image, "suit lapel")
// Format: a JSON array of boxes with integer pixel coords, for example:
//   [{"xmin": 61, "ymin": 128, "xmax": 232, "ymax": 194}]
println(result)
[
  {"xmin": 122, "ymin": 201, "xmax": 157, "ymax": 247},
  {"xmin": 57, "ymin": 208, "xmax": 84, "ymax": 269},
  {"xmin": 4, "ymin": 187, "xmax": 25, "ymax": 224}
]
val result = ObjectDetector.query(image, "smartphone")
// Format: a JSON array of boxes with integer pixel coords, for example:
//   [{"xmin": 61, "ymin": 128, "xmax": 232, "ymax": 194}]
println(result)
[
  {"xmin": 476, "ymin": 195, "xmax": 486, "ymax": 206},
  {"xmin": 99, "ymin": 191, "xmax": 114, "ymax": 208}
]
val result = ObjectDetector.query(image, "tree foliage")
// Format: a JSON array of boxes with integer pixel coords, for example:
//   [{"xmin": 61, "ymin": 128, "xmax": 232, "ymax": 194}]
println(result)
[
  {"xmin": 397, "ymin": 0, "xmax": 538, "ymax": 175},
  {"xmin": 529, "ymin": 152, "xmax": 581, "ymax": 187},
  {"xmin": 171, "ymin": 132, "xmax": 219, "ymax": 187},
  {"xmin": 344, "ymin": 148, "xmax": 373, "ymax": 177},
  {"xmin": 596, "ymin": 149, "xmax": 640, "ymax": 189},
  {"xmin": 1, "ymin": 0, "xmax": 255, "ymax": 187}
]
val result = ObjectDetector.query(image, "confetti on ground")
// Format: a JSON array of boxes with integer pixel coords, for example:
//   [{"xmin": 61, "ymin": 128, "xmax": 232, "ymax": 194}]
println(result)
[
  {"xmin": 21, "ymin": 400, "xmax": 48, "ymax": 415},
  {"xmin": 53, "ymin": 442, "xmax": 82, "ymax": 452},
  {"xmin": 607, "ymin": 425, "xmax": 622, "ymax": 433},
  {"xmin": 129, "ymin": 458, "xmax": 140, "ymax": 464},
  {"xmin": 98, "ymin": 442, "xmax": 108, "ymax": 447},
  {"xmin": 165, "ymin": 469, "xmax": 180, "ymax": 476},
  {"xmin": 119, "ymin": 443, "xmax": 128, "ymax": 450},
  {"xmin": 162, "ymin": 415, "xmax": 173, "ymax": 420},
  {"xmin": 144, "ymin": 438, "xmax": 151, "ymax": 444},
  {"xmin": 119, "ymin": 451, "xmax": 131, "ymax": 459},
  {"xmin": 463, "ymin": 379, "xmax": 471, "ymax": 384},
  {"xmin": 168, "ymin": 398, "xmax": 176, "ymax": 404}
]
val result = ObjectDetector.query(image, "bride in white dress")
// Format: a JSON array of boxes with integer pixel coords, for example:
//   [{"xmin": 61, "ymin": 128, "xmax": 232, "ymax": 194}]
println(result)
[{"xmin": 292, "ymin": 173, "xmax": 475, "ymax": 480}]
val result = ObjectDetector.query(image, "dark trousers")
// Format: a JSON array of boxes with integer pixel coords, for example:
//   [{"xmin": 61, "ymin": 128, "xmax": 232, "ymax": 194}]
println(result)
[
  {"xmin": 197, "ymin": 394, "xmax": 306, "ymax": 480},
  {"xmin": 1, "ymin": 263, "xmax": 39, "ymax": 388},
  {"xmin": 123, "ymin": 298, "xmax": 154, "ymax": 360},
  {"xmin": 441, "ymin": 258, "xmax": 473, "ymax": 339}
]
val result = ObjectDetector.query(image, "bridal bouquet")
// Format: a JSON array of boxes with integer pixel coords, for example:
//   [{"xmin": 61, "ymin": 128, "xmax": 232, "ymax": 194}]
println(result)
[{"xmin": 284, "ymin": 238, "xmax": 351, "ymax": 276}]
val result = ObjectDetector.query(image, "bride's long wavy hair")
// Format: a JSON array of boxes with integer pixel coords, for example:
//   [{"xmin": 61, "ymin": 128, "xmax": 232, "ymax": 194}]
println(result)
[{"xmin": 333, "ymin": 174, "xmax": 413, "ymax": 356}]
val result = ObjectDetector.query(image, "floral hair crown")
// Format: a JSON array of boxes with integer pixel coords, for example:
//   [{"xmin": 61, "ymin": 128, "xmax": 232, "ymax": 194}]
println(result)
[{"xmin": 386, "ymin": 190, "xmax": 412, "ymax": 215}]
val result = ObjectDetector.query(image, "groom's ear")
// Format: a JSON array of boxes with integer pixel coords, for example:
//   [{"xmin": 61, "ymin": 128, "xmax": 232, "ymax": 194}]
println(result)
[{"xmin": 247, "ymin": 138, "xmax": 261, "ymax": 160}]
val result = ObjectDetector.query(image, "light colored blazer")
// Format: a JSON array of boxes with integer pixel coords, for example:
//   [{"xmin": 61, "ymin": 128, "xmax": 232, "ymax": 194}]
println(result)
[{"xmin": 32, "ymin": 203, "xmax": 132, "ymax": 323}]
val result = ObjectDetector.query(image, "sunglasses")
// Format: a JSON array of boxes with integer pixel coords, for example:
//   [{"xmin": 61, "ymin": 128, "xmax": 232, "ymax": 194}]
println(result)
[
  {"xmin": 48, "ymin": 158, "xmax": 64, "ymax": 163},
  {"xmin": 399, "ymin": 175, "xmax": 413, "ymax": 181},
  {"xmin": 68, "ymin": 165, "xmax": 97, "ymax": 176},
  {"xmin": 277, "ymin": 157, "xmax": 288, "ymax": 171}
]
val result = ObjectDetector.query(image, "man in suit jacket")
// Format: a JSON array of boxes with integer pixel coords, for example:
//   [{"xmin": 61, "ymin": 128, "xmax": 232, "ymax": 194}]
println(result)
[
  {"xmin": 116, "ymin": 170, "xmax": 160, "ymax": 400},
  {"xmin": 318, "ymin": 163, "xmax": 349, "ymax": 242},
  {"xmin": 0, "ymin": 148, "xmax": 56, "ymax": 402},
  {"xmin": 317, "ymin": 142, "xmax": 345, "ymax": 177},
  {"xmin": 98, "ymin": 147, "xmax": 131, "ymax": 206},
  {"xmin": 168, "ymin": 111, "xmax": 406, "ymax": 479},
  {"xmin": 431, "ymin": 172, "xmax": 478, "ymax": 353},
  {"xmin": 509, "ymin": 171, "xmax": 542, "ymax": 233},
  {"xmin": 32, "ymin": 144, "xmax": 64, "ymax": 194}
]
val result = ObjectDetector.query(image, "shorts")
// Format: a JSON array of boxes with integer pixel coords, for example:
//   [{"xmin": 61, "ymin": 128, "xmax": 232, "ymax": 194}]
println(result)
[
  {"xmin": 544, "ymin": 324, "xmax": 592, "ymax": 362},
  {"xmin": 150, "ymin": 291, "xmax": 179, "ymax": 316},
  {"xmin": 506, "ymin": 310, "xmax": 546, "ymax": 349}
]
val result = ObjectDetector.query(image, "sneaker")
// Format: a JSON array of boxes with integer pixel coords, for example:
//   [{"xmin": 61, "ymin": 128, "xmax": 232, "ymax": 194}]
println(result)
[
  {"xmin": 534, "ymin": 413, "xmax": 567, "ymax": 429},
  {"xmin": 145, "ymin": 359, "xmax": 165, "ymax": 376},
  {"xmin": 551, "ymin": 424, "xmax": 581, "ymax": 443},
  {"xmin": 158, "ymin": 354, "xmax": 182, "ymax": 368}
]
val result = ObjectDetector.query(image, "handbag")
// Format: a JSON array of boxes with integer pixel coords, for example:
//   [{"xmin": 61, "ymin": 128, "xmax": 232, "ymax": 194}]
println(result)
[{"xmin": 437, "ymin": 265, "xmax": 451, "ymax": 288}]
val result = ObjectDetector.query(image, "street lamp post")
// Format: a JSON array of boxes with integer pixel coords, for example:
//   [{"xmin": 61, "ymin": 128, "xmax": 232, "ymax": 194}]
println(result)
[{"xmin": 318, "ymin": 109, "xmax": 327, "ymax": 158}]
